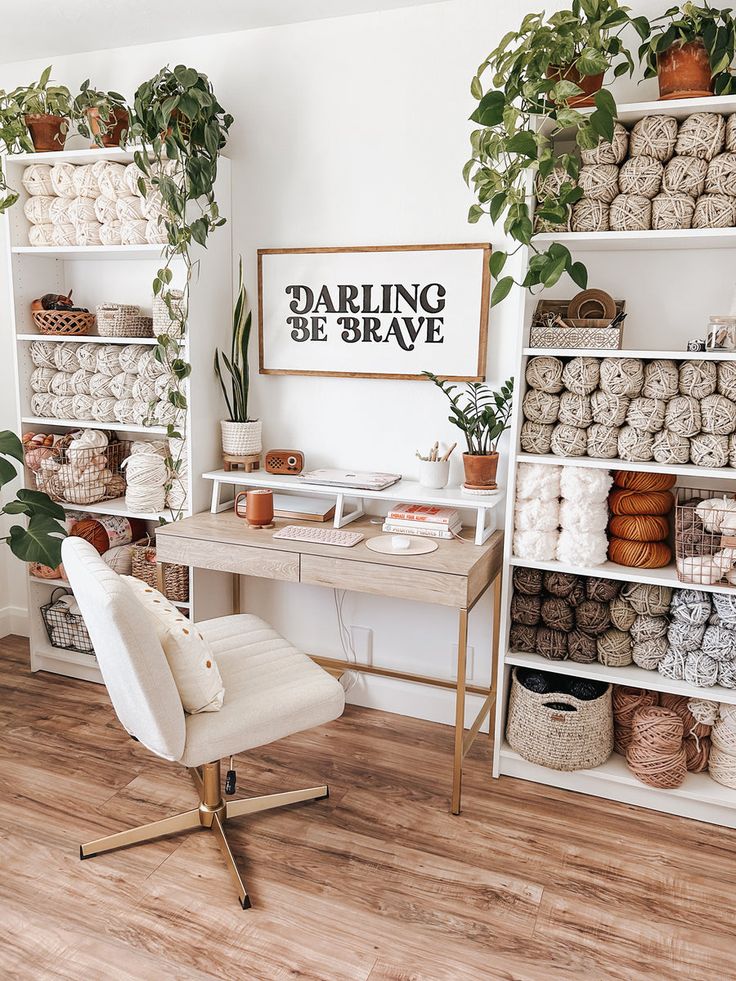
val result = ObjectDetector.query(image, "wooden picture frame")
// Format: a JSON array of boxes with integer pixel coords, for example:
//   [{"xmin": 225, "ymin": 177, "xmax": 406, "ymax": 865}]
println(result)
[{"xmin": 257, "ymin": 243, "xmax": 491, "ymax": 381}]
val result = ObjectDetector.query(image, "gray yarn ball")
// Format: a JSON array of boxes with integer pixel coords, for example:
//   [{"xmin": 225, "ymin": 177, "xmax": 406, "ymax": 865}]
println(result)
[
  {"xmin": 671, "ymin": 589, "xmax": 712, "ymax": 626},
  {"xmin": 667, "ymin": 620, "xmax": 706, "ymax": 653},
  {"xmin": 718, "ymin": 660, "xmax": 736, "ymax": 688},
  {"xmin": 684, "ymin": 651, "xmax": 719, "ymax": 687},
  {"xmin": 630, "ymin": 614, "xmax": 669, "ymax": 643},
  {"xmin": 712, "ymin": 592, "xmax": 736, "ymax": 627},
  {"xmin": 633, "ymin": 638, "xmax": 668, "ymax": 670},
  {"xmin": 702, "ymin": 624, "xmax": 736, "ymax": 661},
  {"xmin": 597, "ymin": 628, "xmax": 633, "ymax": 667},
  {"xmin": 622, "ymin": 582, "xmax": 672, "ymax": 616},
  {"xmin": 659, "ymin": 648, "xmax": 687, "ymax": 681}
]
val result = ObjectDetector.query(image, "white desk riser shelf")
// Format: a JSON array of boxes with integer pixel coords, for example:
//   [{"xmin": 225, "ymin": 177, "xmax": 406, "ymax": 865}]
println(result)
[{"xmin": 204, "ymin": 470, "xmax": 504, "ymax": 545}]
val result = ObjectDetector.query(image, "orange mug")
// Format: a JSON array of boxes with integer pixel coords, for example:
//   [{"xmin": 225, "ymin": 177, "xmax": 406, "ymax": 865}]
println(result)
[{"xmin": 235, "ymin": 488, "xmax": 274, "ymax": 528}]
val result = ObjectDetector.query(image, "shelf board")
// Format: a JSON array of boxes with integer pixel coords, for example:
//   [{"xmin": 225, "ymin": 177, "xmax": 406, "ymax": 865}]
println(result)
[
  {"xmin": 538, "ymin": 95, "xmax": 736, "ymax": 136},
  {"xmin": 516, "ymin": 452, "xmax": 736, "ymax": 482},
  {"xmin": 522, "ymin": 348, "xmax": 736, "ymax": 361},
  {"xmin": 506, "ymin": 650, "xmax": 736, "ymax": 706},
  {"xmin": 59, "ymin": 496, "xmax": 170, "ymax": 522},
  {"xmin": 22, "ymin": 416, "xmax": 167, "ymax": 435},
  {"xmin": 29, "ymin": 572, "xmax": 192, "ymax": 608},
  {"xmin": 4, "ymin": 146, "xmax": 143, "ymax": 166},
  {"xmin": 34, "ymin": 642, "xmax": 98, "ymax": 669},
  {"xmin": 532, "ymin": 228, "xmax": 736, "ymax": 253},
  {"xmin": 17, "ymin": 333, "xmax": 158, "ymax": 345},
  {"xmin": 12, "ymin": 245, "xmax": 173, "ymax": 261}
]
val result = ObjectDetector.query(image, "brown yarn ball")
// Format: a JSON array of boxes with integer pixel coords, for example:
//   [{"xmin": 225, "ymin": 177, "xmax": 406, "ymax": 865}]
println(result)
[
  {"xmin": 567, "ymin": 629, "xmax": 598, "ymax": 664},
  {"xmin": 659, "ymin": 692, "xmax": 711, "ymax": 741},
  {"xmin": 626, "ymin": 742, "xmax": 687, "ymax": 789},
  {"xmin": 536, "ymin": 627, "xmax": 568, "ymax": 661},
  {"xmin": 511, "ymin": 593, "xmax": 541, "ymax": 626},
  {"xmin": 509, "ymin": 623, "xmax": 537, "ymax": 654},
  {"xmin": 608, "ymin": 488, "xmax": 674, "ymax": 516},
  {"xmin": 585, "ymin": 577, "xmax": 621, "ymax": 602},
  {"xmin": 612, "ymin": 470, "xmax": 677, "ymax": 492},
  {"xmin": 630, "ymin": 706, "xmax": 684, "ymax": 752},
  {"xmin": 543, "ymin": 571, "xmax": 582, "ymax": 600},
  {"xmin": 613, "ymin": 686, "xmax": 659, "ymax": 755},
  {"xmin": 610, "ymin": 596, "xmax": 637, "ymax": 630},
  {"xmin": 608, "ymin": 514, "xmax": 670, "ymax": 542},
  {"xmin": 684, "ymin": 736, "xmax": 711, "ymax": 773},
  {"xmin": 540, "ymin": 597, "xmax": 574, "ymax": 632},
  {"xmin": 575, "ymin": 599, "xmax": 611, "ymax": 635},
  {"xmin": 597, "ymin": 628, "xmax": 633, "ymax": 667},
  {"xmin": 512, "ymin": 566, "xmax": 544, "ymax": 595},
  {"xmin": 621, "ymin": 582, "xmax": 673, "ymax": 615},
  {"xmin": 608, "ymin": 537, "xmax": 672, "ymax": 569}
]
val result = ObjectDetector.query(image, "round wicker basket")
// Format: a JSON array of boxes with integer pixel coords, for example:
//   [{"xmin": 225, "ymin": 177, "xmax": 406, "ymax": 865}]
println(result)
[{"xmin": 32, "ymin": 310, "xmax": 95, "ymax": 336}]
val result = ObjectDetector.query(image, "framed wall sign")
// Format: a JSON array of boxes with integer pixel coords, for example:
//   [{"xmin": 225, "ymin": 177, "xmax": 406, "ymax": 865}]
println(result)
[{"xmin": 257, "ymin": 243, "xmax": 490, "ymax": 381}]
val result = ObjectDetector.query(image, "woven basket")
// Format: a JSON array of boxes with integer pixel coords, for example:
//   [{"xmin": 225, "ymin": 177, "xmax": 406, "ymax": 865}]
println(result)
[
  {"xmin": 32, "ymin": 310, "xmax": 95, "ymax": 336},
  {"xmin": 152, "ymin": 290, "xmax": 186, "ymax": 337},
  {"xmin": 221, "ymin": 419, "xmax": 262, "ymax": 455},
  {"xmin": 506, "ymin": 667, "xmax": 613, "ymax": 771},
  {"xmin": 96, "ymin": 303, "xmax": 139, "ymax": 337},
  {"xmin": 131, "ymin": 537, "xmax": 190, "ymax": 603},
  {"xmin": 125, "ymin": 315, "xmax": 154, "ymax": 338},
  {"xmin": 529, "ymin": 298, "xmax": 625, "ymax": 350}
]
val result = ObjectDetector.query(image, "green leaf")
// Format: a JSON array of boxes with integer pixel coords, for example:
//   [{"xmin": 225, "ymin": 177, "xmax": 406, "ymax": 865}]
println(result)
[
  {"xmin": 8, "ymin": 514, "xmax": 66, "ymax": 567},
  {"xmin": 576, "ymin": 47, "xmax": 608, "ymax": 76},
  {"xmin": 569, "ymin": 261, "xmax": 588, "ymax": 289},
  {"xmin": 469, "ymin": 89, "xmax": 504, "ymax": 127},
  {"xmin": 468, "ymin": 204, "xmax": 484, "ymax": 224},
  {"xmin": 470, "ymin": 75, "xmax": 483, "ymax": 100},
  {"xmin": 506, "ymin": 131, "xmax": 538, "ymax": 157},
  {"xmin": 0, "ymin": 456, "xmax": 17, "ymax": 487},
  {"xmin": 631, "ymin": 16, "xmax": 650, "ymax": 40},
  {"xmin": 489, "ymin": 192, "xmax": 507, "ymax": 224},
  {"xmin": 0, "ymin": 430, "xmax": 23, "ymax": 464},
  {"xmin": 15, "ymin": 488, "xmax": 66, "ymax": 519},
  {"xmin": 490, "ymin": 276, "xmax": 514, "ymax": 306},
  {"xmin": 489, "ymin": 250, "xmax": 507, "ymax": 279},
  {"xmin": 594, "ymin": 88, "xmax": 616, "ymax": 118},
  {"xmin": 542, "ymin": 254, "xmax": 567, "ymax": 288},
  {"xmin": 590, "ymin": 109, "xmax": 615, "ymax": 144}
]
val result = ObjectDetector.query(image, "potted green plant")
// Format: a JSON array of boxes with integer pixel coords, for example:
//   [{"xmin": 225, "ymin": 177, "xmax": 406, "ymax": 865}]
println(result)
[
  {"xmin": 466, "ymin": 0, "xmax": 648, "ymax": 305},
  {"xmin": 74, "ymin": 81, "xmax": 129, "ymax": 147},
  {"xmin": 0, "ymin": 89, "xmax": 34, "ymax": 213},
  {"xmin": 214, "ymin": 259, "xmax": 261, "ymax": 458},
  {"xmin": 639, "ymin": 3, "xmax": 736, "ymax": 99},
  {"xmin": 9, "ymin": 66, "xmax": 72, "ymax": 151},
  {"xmin": 423, "ymin": 373, "xmax": 514, "ymax": 490}
]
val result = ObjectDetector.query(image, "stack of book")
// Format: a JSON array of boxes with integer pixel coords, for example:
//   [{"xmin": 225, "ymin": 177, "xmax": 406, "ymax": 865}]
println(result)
[{"xmin": 383, "ymin": 503, "xmax": 462, "ymax": 540}]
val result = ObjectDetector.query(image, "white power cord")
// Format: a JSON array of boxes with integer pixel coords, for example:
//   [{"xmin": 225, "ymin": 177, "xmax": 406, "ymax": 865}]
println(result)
[{"xmin": 333, "ymin": 588, "xmax": 359, "ymax": 694}]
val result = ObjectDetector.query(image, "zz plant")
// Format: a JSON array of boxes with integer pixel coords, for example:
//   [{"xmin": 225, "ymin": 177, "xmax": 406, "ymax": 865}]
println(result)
[
  {"xmin": 466, "ymin": 0, "xmax": 649, "ymax": 304},
  {"xmin": 423, "ymin": 373, "xmax": 514, "ymax": 456}
]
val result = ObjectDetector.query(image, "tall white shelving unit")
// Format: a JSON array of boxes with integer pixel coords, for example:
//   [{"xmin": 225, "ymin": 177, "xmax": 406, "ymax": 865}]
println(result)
[
  {"xmin": 2, "ymin": 146, "xmax": 233, "ymax": 684},
  {"xmin": 493, "ymin": 95, "xmax": 736, "ymax": 828}
]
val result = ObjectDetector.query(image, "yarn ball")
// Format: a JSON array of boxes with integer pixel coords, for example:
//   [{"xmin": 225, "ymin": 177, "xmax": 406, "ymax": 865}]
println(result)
[
  {"xmin": 513, "ymin": 530, "xmax": 558, "ymax": 562},
  {"xmin": 706, "ymin": 152, "xmax": 736, "ymax": 196},
  {"xmin": 522, "ymin": 389, "xmax": 559, "ymax": 424},
  {"xmin": 608, "ymin": 537, "xmax": 672, "ymax": 569},
  {"xmin": 621, "ymin": 582, "xmax": 673, "ymax": 616},
  {"xmin": 562, "ymin": 357, "xmax": 600, "ymax": 396},
  {"xmin": 609, "ymin": 193, "xmax": 651, "ymax": 231},
  {"xmin": 630, "ymin": 614, "xmax": 669, "ymax": 644},
  {"xmin": 96, "ymin": 161, "xmax": 127, "ymax": 198},
  {"xmin": 640, "ymin": 361, "xmax": 678, "ymax": 402},
  {"xmin": 702, "ymin": 623, "xmax": 736, "ymax": 661},
  {"xmin": 664, "ymin": 395, "xmax": 701, "ymax": 438},
  {"xmin": 626, "ymin": 396, "xmax": 666, "ymax": 434},
  {"xmin": 571, "ymin": 198, "xmax": 609, "ymax": 232},
  {"xmin": 525, "ymin": 356, "xmax": 564, "ymax": 393},
  {"xmin": 23, "ymin": 195, "xmax": 54, "ymax": 225},
  {"xmin": 585, "ymin": 577, "xmax": 621, "ymax": 602},
  {"xmin": 718, "ymin": 361, "xmax": 736, "ymax": 401},
  {"xmin": 671, "ymin": 588, "xmax": 711, "ymax": 626},
  {"xmin": 653, "ymin": 430, "xmax": 691, "ymax": 465},
  {"xmin": 652, "ymin": 192, "xmax": 696, "ymax": 230},
  {"xmin": 50, "ymin": 162, "xmax": 76, "ymax": 197},
  {"xmin": 608, "ymin": 514, "xmax": 669, "ymax": 542},
  {"xmin": 542, "ymin": 571, "xmax": 583, "ymax": 600},
  {"xmin": 668, "ymin": 620, "xmax": 706, "ymax": 654},
  {"xmin": 599, "ymin": 358, "xmax": 644, "ymax": 397},
  {"xmin": 700, "ymin": 393, "xmax": 736, "ymax": 435},
  {"xmin": 610, "ymin": 596, "xmax": 637, "ymax": 631},
  {"xmin": 550, "ymin": 424, "xmax": 587, "ymax": 457},
  {"xmin": 690, "ymin": 433, "xmax": 729, "ymax": 468},
  {"xmin": 597, "ymin": 628, "xmax": 633, "ymax": 667},
  {"xmin": 619, "ymin": 155, "xmax": 663, "ymax": 198},
  {"xmin": 613, "ymin": 467, "xmax": 675, "ymax": 490},
  {"xmin": 718, "ymin": 661, "xmax": 736, "ymax": 688},
  {"xmin": 729, "ymin": 115, "xmax": 736, "ymax": 153},
  {"xmin": 536, "ymin": 627, "xmax": 568, "ymax": 661},
  {"xmin": 633, "ymin": 638, "xmax": 668, "ymax": 670},
  {"xmin": 675, "ymin": 112, "xmax": 726, "ymax": 161},
  {"xmin": 609, "ymin": 488, "xmax": 673, "ymax": 516},
  {"xmin": 680, "ymin": 360, "xmax": 717, "ymax": 399},
  {"xmin": 626, "ymin": 715, "xmax": 687, "ymax": 789},
  {"xmin": 695, "ymin": 496, "xmax": 736, "ymax": 533},
  {"xmin": 575, "ymin": 599, "xmax": 611, "ymax": 636},
  {"xmin": 580, "ymin": 122, "xmax": 628, "ymax": 165},
  {"xmin": 693, "ymin": 193, "xmax": 736, "ymax": 229},
  {"xmin": 556, "ymin": 529, "xmax": 608, "ymax": 567},
  {"xmin": 560, "ymin": 499, "xmax": 608, "ymax": 533},
  {"xmin": 684, "ymin": 651, "xmax": 719, "ymax": 687},
  {"xmin": 617, "ymin": 426, "xmax": 654, "ymax": 462},
  {"xmin": 512, "ymin": 566, "xmax": 543, "ymax": 595},
  {"xmin": 587, "ymin": 423, "xmax": 620, "ymax": 459},
  {"xmin": 71, "ymin": 516, "xmax": 144, "ymax": 554},
  {"xmin": 591, "ymin": 390, "xmax": 630, "ymax": 427},
  {"xmin": 567, "ymin": 629, "xmax": 598, "ymax": 664},
  {"xmin": 511, "ymin": 593, "xmax": 541, "ymax": 626},
  {"xmin": 613, "ymin": 686, "xmax": 659, "ymax": 755},
  {"xmin": 579, "ymin": 164, "xmax": 620, "ymax": 203},
  {"xmin": 541, "ymin": 597, "xmax": 574, "ymax": 632},
  {"xmin": 22, "ymin": 163, "xmax": 54, "ymax": 196},
  {"xmin": 684, "ymin": 737, "xmax": 711, "ymax": 773},
  {"xmin": 509, "ymin": 624, "xmax": 538, "ymax": 654},
  {"xmin": 630, "ymin": 115, "xmax": 678, "ymax": 161},
  {"xmin": 516, "ymin": 463, "xmax": 561, "ymax": 502},
  {"xmin": 559, "ymin": 466, "xmax": 612, "ymax": 503},
  {"xmin": 558, "ymin": 392, "xmax": 593, "ymax": 429},
  {"xmin": 712, "ymin": 591, "xmax": 736, "ymax": 627},
  {"xmin": 662, "ymin": 155, "xmax": 708, "ymax": 197},
  {"xmin": 520, "ymin": 422, "xmax": 553, "ymax": 454},
  {"xmin": 514, "ymin": 498, "xmax": 560, "ymax": 533}
]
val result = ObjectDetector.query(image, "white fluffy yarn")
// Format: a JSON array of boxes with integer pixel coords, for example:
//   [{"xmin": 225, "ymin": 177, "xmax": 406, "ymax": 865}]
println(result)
[
  {"xmin": 514, "ymin": 498, "xmax": 560, "ymax": 532},
  {"xmin": 696, "ymin": 497, "xmax": 736, "ymax": 533},
  {"xmin": 513, "ymin": 530, "xmax": 559, "ymax": 561},
  {"xmin": 556, "ymin": 529, "xmax": 608, "ymax": 567},
  {"xmin": 559, "ymin": 466, "xmax": 612, "ymax": 503},
  {"xmin": 515, "ymin": 463, "xmax": 561, "ymax": 502},
  {"xmin": 560, "ymin": 498, "xmax": 608, "ymax": 532},
  {"xmin": 50, "ymin": 162, "xmax": 77, "ymax": 198}
]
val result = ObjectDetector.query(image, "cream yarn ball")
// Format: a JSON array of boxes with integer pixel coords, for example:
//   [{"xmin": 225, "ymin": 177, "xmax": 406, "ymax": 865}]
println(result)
[
  {"xmin": 72, "ymin": 164, "xmax": 100, "ymax": 198},
  {"xmin": 121, "ymin": 220, "xmax": 148, "ymax": 245},
  {"xmin": 67, "ymin": 196, "xmax": 98, "ymax": 224},
  {"xmin": 591, "ymin": 390, "xmax": 630, "ymax": 427},
  {"xmin": 23, "ymin": 196, "xmax": 54, "ymax": 225},
  {"xmin": 49, "ymin": 197, "xmax": 71, "ymax": 225},
  {"xmin": 680, "ymin": 360, "xmax": 717, "ymax": 398},
  {"xmin": 599, "ymin": 358, "xmax": 644, "ymax": 397},
  {"xmin": 690, "ymin": 433, "xmax": 729, "ymax": 468},
  {"xmin": 662, "ymin": 156, "xmax": 707, "ymax": 197},
  {"xmin": 145, "ymin": 219, "xmax": 168, "ymax": 244},
  {"xmin": 116, "ymin": 196, "xmax": 145, "ymax": 221},
  {"xmin": 653, "ymin": 430, "xmax": 690, "ymax": 465},
  {"xmin": 580, "ymin": 122, "xmax": 628, "ymax": 166},
  {"xmin": 675, "ymin": 112, "xmax": 726, "ymax": 161},
  {"xmin": 558, "ymin": 392, "xmax": 592, "ymax": 429},
  {"xmin": 626, "ymin": 397, "xmax": 666, "ymax": 434},
  {"xmin": 578, "ymin": 164, "xmax": 620, "ymax": 203},
  {"xmin": 29, "ymin": 225, "xmax": 54, "ymax": 247},
  {"xmin": 94, "ymin": 195, "xmax": 119, "ymax": 223},
  {"xmin": 587, "ymin": 423, "xmax": 620, "ymax": 459},
  {"xmin": 75, "ymin": 221, "xmax": 103, "ymax": 246},
  {"xmin": 523, "ymin": 389, "xmax": 559, "ymax": 425},
  {"xmin": 619, "ymin": 155, "xmax": 663, "ymax": 199},
  {"xmin": 718, "ymin": 360, "xmax": 736, "ymax": 400},
  {"xmin": 572, "ymin": 199, "xmax": 609, "ymax": 232},
  {"xmin": 51, "ymin": 224, "xmax": 77, "ymax": 246},
  {"xmin": 618, "ymin": 425, "xmax": 654, "ymax": 462},
  {"xmin": 550, "ymin": 423, "xmax": 587, "ymax": 457},
  {"xmin": 525, "ymin": 356, "xmax": 564, "ymax": 393},
  {"xmin": 50, "ymin": 162, "xmax": 76, "ymax": 197},
  {"xmin": 700, "ymin": 394, "xmax": 736, "ymax": 435},
  {"xmin": 22, "ymin": 164, "xmax": 53, "ymax": 196},
  {"xmin": 609, "ymin": 194, "xmax": 652, "ymax": 231},
  {"xmin": 642, "ymin": 360, "xmax": 679, "ymax": 400},
  {"xmin": 630, "ymin": 115, "xmax": 678, "ymax": 161},
  {"xmin": 99, "ymin": 222, "xmax": 123, "ymax": 246},
  {"xmin": 652, "ymin": 192, "xmax": 695, "ymax": 230},
  {"xmin": 562, "ymin": 357, "xmax": 600, "ymax": 396},
  {"xmin": 96, "ymin": 161, "xmax": 127, "ymax": 199}
]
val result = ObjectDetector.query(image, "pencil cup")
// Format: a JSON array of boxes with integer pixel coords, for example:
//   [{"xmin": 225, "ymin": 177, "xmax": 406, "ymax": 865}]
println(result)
[{"xmin": 418, "ymin": 459, "xmax": 450, "ymax": 489}]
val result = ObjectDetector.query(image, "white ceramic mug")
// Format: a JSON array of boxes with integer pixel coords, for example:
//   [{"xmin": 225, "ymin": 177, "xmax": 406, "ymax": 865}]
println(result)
[{"xmin": 418, "ymin": 459, "xmax": 450, "ymax": 489}]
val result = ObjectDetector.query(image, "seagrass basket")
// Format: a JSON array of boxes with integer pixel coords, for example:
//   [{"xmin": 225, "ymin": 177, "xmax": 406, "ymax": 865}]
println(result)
[
  {"xmin": 131, "ymin": 537, "xmax": 190, "ymax": 603},
  {"xmin": 506, "ymin": 667, "xmax": 613, "ymax": 770},
  {"xmin": 96, "ymin": 303, "xmax": 140, "ymax": 336},
  {"xmin": 32, "ymin": 310, "xmax": 95, "ymax": 336}
]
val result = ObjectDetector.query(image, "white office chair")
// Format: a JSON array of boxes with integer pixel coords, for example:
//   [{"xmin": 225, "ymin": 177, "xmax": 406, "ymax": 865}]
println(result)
[{"xmin": 62, "ymin": 537, "xmax": 345, "ymax": 908}]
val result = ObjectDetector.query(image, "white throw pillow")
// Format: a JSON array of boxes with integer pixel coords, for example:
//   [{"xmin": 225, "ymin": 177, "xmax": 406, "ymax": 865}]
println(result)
[{"xmin": 122, "ymin": 575, "xmax": 225, "ymax": 714}]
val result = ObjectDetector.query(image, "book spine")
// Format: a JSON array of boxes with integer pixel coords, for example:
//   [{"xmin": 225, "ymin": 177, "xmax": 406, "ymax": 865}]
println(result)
[
  {"xmin": 387, "ymin": 511, "xmax": 454, "ymax": 525},
  {"xmin": 383, "ymin": 522, "xmax": 454, "ymax": 540}
]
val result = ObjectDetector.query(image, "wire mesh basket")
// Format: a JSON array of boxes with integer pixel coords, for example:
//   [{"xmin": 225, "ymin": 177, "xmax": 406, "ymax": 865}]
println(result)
[
  {"xmin": 675, "ymin": 485, "xmax": 736, "ymax": 588},
  {"xmin": 40, "ymin": 588, "xmax": 94, "ymax": 654},
  {"xmin": 25, "ymin": 435, "xmax": 131, "ymax": 506}
]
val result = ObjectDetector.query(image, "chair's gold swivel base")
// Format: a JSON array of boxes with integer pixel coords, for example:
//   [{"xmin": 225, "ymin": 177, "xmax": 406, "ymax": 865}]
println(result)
[{"xmin": 79, "ymin": 760, "xmax": 328, "ymax": 909}]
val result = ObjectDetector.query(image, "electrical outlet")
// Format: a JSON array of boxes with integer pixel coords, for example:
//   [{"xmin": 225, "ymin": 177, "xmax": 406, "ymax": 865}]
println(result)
[
  {"xmin": 350, "ymin": 625, "xmax": 373, "ymax": 665},
  {"xmin": 452, "ymin": 644, "xmax": 475, "ymax": 681}
]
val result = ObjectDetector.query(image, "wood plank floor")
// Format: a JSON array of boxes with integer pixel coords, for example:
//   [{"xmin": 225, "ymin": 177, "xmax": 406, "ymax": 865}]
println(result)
[{"xmin": 1, "ymin": 635, "xmax": 735, "ymax": 981}]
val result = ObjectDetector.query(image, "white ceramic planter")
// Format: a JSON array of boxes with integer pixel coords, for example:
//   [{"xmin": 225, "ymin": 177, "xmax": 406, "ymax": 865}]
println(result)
[
  {"xmin": 221, "ymin": 419, "xmax": 262, "ymax": 456},
  {"xmin": 418, "ymin": 459, "xmax": 450, "ymax": 489}
]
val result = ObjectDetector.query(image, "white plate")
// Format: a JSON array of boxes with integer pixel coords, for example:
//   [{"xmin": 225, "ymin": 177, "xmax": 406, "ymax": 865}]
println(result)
[{"xmin": 365, "ymin": 535, "xmax": 438, "ymax": 555}]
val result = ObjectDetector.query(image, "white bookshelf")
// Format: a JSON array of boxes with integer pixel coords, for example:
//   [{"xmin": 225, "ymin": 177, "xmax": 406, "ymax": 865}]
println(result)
[
  {"xmin": 493, "ymin": 95, "xmax": 736, "ymax": 826},
  {"xmin": 2, "ymin": 147, "xmax": 234, "ymax": 684}
]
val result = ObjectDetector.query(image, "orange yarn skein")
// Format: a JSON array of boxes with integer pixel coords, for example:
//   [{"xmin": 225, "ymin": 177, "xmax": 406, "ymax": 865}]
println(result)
[
  {"xmin": 609, "ymin": 488, "xmax": 674, "ymax": 516},
  {"xmin": 609, "ymin": 514, "xmax": 670, "ymax": 542},
  {"xmin": 608, "ymin": 537, "xmax": 672, "ymax": 568},
  {"xmin": 612, "ymin": 471, "xmax": 677, "ymax": 492}
]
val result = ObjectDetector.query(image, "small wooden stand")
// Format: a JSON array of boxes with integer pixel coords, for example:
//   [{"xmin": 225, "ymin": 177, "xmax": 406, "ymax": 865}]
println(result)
[{"xmin": 223, "ymin": 453, "xmax": 260, "ymax": 473}]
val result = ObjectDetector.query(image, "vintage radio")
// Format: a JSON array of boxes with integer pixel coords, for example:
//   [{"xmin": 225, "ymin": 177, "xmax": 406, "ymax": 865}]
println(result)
[{"xmin": 264, "ymin": 449, "xmax": 305, "ymax": 475}]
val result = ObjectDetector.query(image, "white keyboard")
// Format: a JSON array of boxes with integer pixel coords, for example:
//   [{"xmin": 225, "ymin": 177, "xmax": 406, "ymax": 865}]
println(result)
[{"xmin": 272, "ymin": 525, "xmax": 364, "ymax": 548}]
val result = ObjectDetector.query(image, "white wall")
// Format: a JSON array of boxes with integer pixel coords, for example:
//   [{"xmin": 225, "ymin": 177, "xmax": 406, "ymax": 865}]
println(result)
[{"xmin": 0, "ymin": 0, "xmax": 665, "ymax": 723}]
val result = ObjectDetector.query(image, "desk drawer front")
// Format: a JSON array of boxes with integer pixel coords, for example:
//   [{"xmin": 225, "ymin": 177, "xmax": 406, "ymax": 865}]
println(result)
[
  {"xmin": 157, "ymin": 537, "xmax": 298, "ymax": 582},
  {"xmin": 301, "ymin": 555, "xmax": 466, "ymax": 607}
]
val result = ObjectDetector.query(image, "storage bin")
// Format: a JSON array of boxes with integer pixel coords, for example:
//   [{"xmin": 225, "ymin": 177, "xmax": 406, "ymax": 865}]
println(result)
[
  {"xmin": 131, "ymin": 537, "xmax": 190, "ymax": 603},
  {"xmin": 40, "ymin": 588, "xmax": 94, "ymax": 654}
]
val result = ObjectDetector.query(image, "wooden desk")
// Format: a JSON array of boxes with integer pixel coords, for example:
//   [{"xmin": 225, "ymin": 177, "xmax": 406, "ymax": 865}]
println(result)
[{"xmin": 157, "ymin": 512, "xmax": 503, "ymax": 813}]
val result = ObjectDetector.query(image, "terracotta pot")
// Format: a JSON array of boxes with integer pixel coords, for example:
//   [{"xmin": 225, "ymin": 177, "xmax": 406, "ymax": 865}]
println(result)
[
  {"xmin": 87, "ymin": 107, "xmax": 129, "ymax": 147},
  {"xmin": 462, "ymin": 452, "xmax": 499, "ymax": 490},
  {"xmin": 546, "ymin": 64, "xmax": 604, "ymax": 107},
  {"xmin": 657, "ymin": 38, "xmax": 714, "ymax": 100},
  {"xmin": 25, "ymin": 114, "xmax": 67, "ymax": 152}
]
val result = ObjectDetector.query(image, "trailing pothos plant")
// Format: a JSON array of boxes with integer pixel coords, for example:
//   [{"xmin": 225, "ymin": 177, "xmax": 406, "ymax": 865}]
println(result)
[
  {"xmin": 465, "ymin": 0, "xmax": 649, "ymax": 304},
  {"xmin": 0, "ymin": 89, "xmax": 34, "ymax": 213},
  {"xmin": 129, "ymin": 65, "xmax": 232, "ymax": 521},
  {"xmin": 0, "ymin": 432, "xmax": 66, "ymax": 567}
]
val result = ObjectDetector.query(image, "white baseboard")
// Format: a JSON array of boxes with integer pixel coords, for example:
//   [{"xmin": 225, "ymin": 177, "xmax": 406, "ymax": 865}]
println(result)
[
  {"xmin": 0, "ymin": 605, "xmax": 29, "ymax": 639},
  {"xmin": 344, "ymin": 672, "xmax": 490, "ymax": 732}
]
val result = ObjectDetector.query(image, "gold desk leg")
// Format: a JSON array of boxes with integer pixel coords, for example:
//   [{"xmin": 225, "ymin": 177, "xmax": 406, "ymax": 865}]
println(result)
[
  {"xmin": 211, "ymin": 811, "xmax": 251, "ymax": 909},
  {"xmin": 226, "ymin": 785, "xmax": 328, "ymax": 820},
  {"xmin": 451, "ymin": 608, "xmax": 469, "ymax": 815},
  {"xmin": 489, "ymin": 572, "xmax": 502, "ymax": 743},
  {"xmin": 80, "ymin": 808, "xmax": 202, "ymax": 859}
]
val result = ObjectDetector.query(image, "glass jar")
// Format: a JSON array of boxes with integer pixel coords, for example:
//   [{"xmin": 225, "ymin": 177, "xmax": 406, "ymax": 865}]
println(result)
[{"xmin": 707, "ymin": 316, "xmax": 736, "ymax": 351}]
